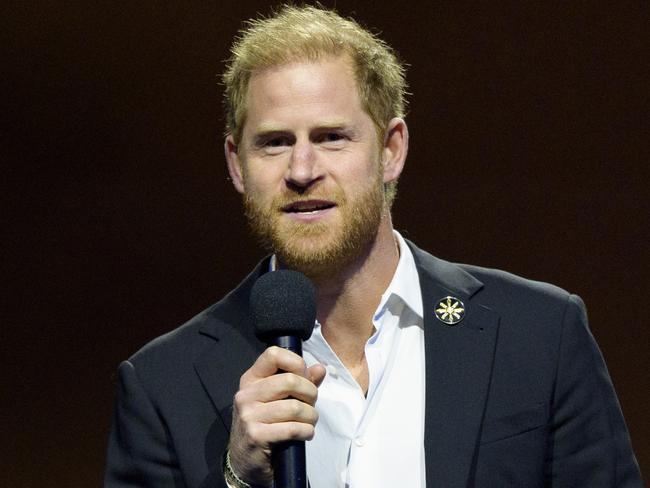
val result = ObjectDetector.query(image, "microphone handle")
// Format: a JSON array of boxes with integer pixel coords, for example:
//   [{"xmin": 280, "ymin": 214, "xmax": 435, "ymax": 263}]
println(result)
[
  {"xmin": 271, "ymin": 335, "xmax": 308, "ymax": 488},
  {"xmin": 273, "ymin": 335, "xmax": 302, "ymax": 355}
]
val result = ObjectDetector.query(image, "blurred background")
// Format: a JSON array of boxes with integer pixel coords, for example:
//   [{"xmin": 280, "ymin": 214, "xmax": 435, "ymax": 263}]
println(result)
[{"xmin": 3, "ymin": 1, "xmax": 648, "ymax": 485}]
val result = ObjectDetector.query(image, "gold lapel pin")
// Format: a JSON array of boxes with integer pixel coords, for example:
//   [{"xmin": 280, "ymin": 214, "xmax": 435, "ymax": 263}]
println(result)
[{"xmin": 435, "ymin": 296, "xmax": 466, "ymax": 325}]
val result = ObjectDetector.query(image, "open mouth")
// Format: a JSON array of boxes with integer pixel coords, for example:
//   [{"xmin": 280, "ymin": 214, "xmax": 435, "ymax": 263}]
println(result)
[{"xmin": 281, "ymin": 200, "xmax": 336, "ymax": 214}]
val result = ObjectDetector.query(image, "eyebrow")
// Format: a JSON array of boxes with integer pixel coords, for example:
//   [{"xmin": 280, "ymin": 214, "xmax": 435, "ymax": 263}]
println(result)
[
  {"xmin": 254, "ymin": 124, "xmax": 288, "ymax": 135},
  {"xmin": 250, "ymin": 128, "xmax": 292, "ymax": 148},
  {"xmin": 253, "ymin": 119, "xmax": 354, "ymax": 134}
]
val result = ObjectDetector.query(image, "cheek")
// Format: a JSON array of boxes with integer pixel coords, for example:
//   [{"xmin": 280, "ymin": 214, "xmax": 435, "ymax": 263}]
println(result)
[
  {"xmin": 243, "ymin": 166, "xmax": 285, "ymax": 200},
  {"xmin": 340, "ymin": 161, "xmax": 383, "ymax": 189},
  {"xmin": 328, "ymin": 148, "xmax": 381, "ymax": 180}
]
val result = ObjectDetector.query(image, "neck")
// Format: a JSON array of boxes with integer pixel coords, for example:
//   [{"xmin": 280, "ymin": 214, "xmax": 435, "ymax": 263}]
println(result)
[{"xmin": 313, "ymin": 213, "xmax": 399, "ymax": 350}]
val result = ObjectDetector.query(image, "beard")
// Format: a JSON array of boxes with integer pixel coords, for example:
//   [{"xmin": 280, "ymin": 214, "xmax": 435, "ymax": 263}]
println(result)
[{"xmin": 243, "ymin": 167, "xmax": 385, "ymax": 280}]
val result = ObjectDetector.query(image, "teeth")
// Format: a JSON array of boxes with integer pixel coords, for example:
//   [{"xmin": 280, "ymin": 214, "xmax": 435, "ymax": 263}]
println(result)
[{"xmin": 284, "ymin": 202, "xmax": 335, "ymax": 213}]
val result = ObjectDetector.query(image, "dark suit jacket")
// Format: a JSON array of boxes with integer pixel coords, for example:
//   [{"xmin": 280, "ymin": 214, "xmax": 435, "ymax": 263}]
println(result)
[{"xmin": 105, "ymin": 242, "xmax": 642, "ymax": 487}]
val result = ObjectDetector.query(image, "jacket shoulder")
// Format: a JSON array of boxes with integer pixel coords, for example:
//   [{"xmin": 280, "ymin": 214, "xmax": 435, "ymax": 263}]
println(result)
[
  {"xmin": 458, "ymin": 262, "xmax": 572, "ymax": 303},
  {"xmin": 408, "ymin": 239, "xmax": 575, "ymax": 310},
  {"xmin": 129, "ymin": 307, "xmax": 214, "ymax": 367},
  {"xmin": 457, "ymin": 262, "xmax": 583, "ymax": 338},
  {"xmin": 126, "ymin": 258, "xmax": 268, "ymax": 371}
]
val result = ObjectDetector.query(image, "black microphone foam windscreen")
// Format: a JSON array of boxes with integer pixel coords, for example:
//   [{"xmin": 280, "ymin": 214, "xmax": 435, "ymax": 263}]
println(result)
[{"xmin": 250, "ymin": 269, "xmax": 317, "ymax": 343}]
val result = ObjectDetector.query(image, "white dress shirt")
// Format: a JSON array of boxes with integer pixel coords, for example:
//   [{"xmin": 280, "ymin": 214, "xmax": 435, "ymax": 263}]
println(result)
[{"xmin": 303, "ymin": 231, "xmax": 425, "ymax": 488}]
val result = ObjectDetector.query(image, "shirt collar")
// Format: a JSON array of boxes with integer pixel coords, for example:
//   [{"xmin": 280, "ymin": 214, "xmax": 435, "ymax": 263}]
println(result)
[{"xmin": 375, "ymin": 230, "xmax": 423, "ymax": 320}]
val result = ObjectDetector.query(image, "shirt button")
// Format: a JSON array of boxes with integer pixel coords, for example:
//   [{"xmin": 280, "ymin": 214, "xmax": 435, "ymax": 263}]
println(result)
[
  {"xmin": 326, "ymin": 364, "xmax": 338, "ymax": 378},
  {"xmin": 354, "ymin": 436, "xmax": 365, "ymax": 447}
]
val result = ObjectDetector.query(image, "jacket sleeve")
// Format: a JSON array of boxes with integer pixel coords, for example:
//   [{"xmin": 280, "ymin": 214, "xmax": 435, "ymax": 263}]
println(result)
[
  {"xmin": 547, "ymin": 294, "xmax": 643, "ymax": 486},
  {"xmin": 104, "ymin": 360, "xmax": 189, "ymax": 487}
]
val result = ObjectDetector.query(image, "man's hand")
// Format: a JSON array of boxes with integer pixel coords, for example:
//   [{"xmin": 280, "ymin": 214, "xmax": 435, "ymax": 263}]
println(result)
[{"xmin": 227, "ymin": 346, "xmax": 327, "ymax": 487}]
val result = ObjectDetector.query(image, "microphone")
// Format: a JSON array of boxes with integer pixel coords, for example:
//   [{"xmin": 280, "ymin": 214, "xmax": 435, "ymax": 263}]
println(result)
[{"xmin": 250, "ymin": 270, "xmax": 316, "ymax": 488}]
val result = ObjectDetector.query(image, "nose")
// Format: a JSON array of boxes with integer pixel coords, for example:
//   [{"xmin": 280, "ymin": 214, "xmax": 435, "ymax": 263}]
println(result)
[{"xmin": 286, "ymin": 139, "xmax": 323, "ymax": 190}]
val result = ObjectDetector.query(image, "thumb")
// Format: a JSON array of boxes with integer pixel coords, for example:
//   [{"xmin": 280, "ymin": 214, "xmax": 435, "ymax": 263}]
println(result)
[{"xmin": 308, "ymin": 364, "xmax": 327, "ymax": 387}]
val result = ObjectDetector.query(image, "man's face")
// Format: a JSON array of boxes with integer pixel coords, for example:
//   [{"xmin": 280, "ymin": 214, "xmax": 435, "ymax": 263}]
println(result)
[{"xmin": 226, "ymin": 56, "xmax": 390, "ymax": 278}]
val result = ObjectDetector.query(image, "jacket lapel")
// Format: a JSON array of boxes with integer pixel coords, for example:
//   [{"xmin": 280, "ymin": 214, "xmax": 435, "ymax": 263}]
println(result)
[
  {"xmin": 410, "ymin": 243, "xmax": 500, "ymax": 487},
  {"xmin": 194, "ymin": 262, "xmax": 267, "ymax": 431}
]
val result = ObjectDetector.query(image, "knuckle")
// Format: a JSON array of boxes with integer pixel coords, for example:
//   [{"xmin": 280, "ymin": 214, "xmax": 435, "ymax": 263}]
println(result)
[
  {"xmin": 247, "ymin": 423, "xmax": 261, "ymax": 443},
  {"xmin": 294, "ymin": 355, "xmax": 306, "ymax": 369},
  {"xmin": 233, "ymin": 390, "xmax": 247, "ymax": 409},
  {"xmin": 266, "ymin": 346, "xmax": 281, "ymax": 361},
  {"xmin": 239, "ymin": 370, "xmax": 252, "ymax": 388},
  {"xmin": 289, "ymin": 399, "xmax": 303, "ymax": 417},
  {"xmin": 310, "ymin": 408, "xmax": 319, "ymax": 425},
  {"xmin": 307, "ymin": 383, "xmax": 318, "ymax": 398},
  {"xmin": 238, "ymin": 408, "xmax": 254, "ymax": 425},
  {"xmin": 286, "ymin": 423, "xmax": 302, "ymax": 440},
  {"xmin": 285, "ymin": 374, "xmax": 299, "ymax": 391}
]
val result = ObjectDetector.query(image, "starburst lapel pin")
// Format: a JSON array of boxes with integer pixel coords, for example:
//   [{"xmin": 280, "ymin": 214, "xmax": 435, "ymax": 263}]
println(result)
[{"xmin": 435, "ymin": 296, "xmax": 466, "ymax": 325}]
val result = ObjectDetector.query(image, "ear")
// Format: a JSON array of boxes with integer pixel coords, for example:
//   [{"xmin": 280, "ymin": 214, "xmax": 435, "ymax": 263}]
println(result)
[
  {"xmin": 225, "ymin": 134, "xmax": 245, "ymax": 194},
  {"xmin": 381, "ymin": 118, "xmax": 409, "ymax": 184}
]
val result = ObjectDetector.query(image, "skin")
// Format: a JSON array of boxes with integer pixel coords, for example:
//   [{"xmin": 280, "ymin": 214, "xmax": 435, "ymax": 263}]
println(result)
[{"xmin": 224, "ymin": 55, "xmax": 409, "ymax": 486}]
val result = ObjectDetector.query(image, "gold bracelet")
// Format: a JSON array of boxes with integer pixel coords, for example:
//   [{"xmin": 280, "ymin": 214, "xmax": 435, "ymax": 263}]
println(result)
[{"xmin": 223, "ymin": 450, "xmax": 253, "ymax": 488}]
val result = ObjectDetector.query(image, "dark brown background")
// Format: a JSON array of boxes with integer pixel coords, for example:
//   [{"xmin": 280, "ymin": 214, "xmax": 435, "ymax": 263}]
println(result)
[{"xmin": 3, "ymin": 1, "xmax": 648, "ymax": 485}]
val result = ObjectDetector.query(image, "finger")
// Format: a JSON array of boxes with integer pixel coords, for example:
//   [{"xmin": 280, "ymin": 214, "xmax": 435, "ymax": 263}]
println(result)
[
  {"xmin": 238, "ymin": 372, "xmax": 319, "ymax": 404},
  {"xmin": 248, "ymin": 421, "xmax": 317, "ymax": 445},
  {"xmin": 253, "ymin": 398, "xmax": 319, "ymax": 425},
  {"xmin": 241, "ymin": 346, "xmax": 307, "ymax": 386}
]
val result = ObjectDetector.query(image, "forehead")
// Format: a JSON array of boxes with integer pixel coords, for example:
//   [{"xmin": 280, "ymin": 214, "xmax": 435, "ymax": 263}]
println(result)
[{"xmin": 243, "ymin": 56, "xmax": 365, "ymax": 130}]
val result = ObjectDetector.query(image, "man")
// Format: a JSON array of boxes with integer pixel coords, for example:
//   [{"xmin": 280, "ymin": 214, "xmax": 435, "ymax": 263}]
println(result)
[{"xmin": 105, "ymin": 5, "xmax": 642, "ymax": 487}]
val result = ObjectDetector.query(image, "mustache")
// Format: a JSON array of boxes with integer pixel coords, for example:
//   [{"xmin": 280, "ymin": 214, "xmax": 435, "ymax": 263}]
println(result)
[{"xmin": 271, "ymin": 190, "xmax": 345, "ymax": 209}]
